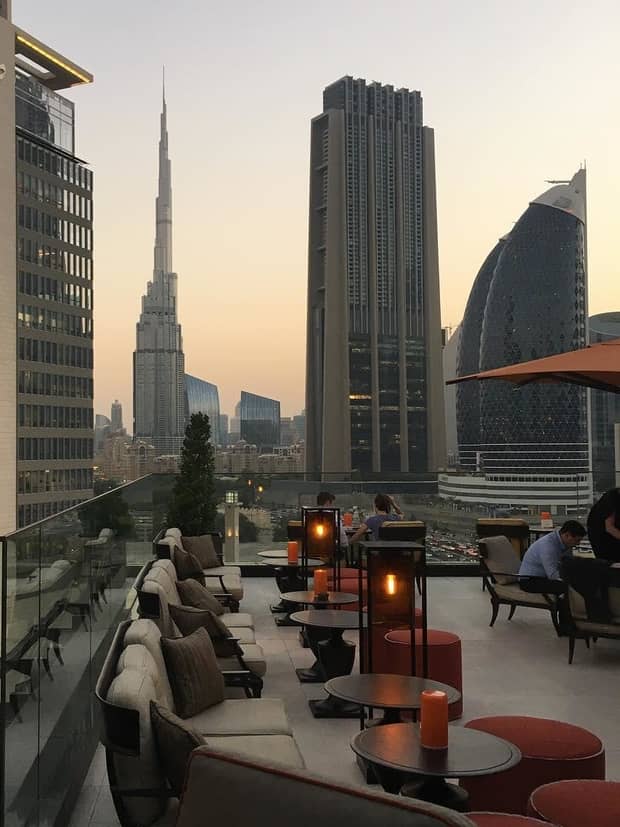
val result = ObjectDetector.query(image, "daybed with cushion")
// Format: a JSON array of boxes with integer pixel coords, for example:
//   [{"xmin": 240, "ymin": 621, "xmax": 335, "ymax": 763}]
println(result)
[
  {"xmin": 479, "ymin": 536, "xmax": 560, "ymax": 632},
  {"xmin": 157, "ymin": 534, "xmax": 244, "ymax": 609},
  {"xmin": 164, "ymin": 528, "xmax": 241, "ymax": 577},
  {"xmin": 96, "ymin": 619, "xmax": 304, "ymax": 827},
  {"xmin": 136, "ymin": 561, "xmax": 266, "ymax": 694}
]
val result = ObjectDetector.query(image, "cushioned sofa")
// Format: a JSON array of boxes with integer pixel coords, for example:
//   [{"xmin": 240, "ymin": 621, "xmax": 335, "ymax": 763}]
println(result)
[
  {"xmin": 96, "ymin": 619, "xmax": 304, "ymax": 827},
  {"xmin": 174, "ymin": 748, "xmax": 476, "ymax": 827},
  {"xmin": 136, "ymin": 559, "xmax": 266, "ymax": 695},
  {"xmin": 156, "ymin": 530, "xmax": 244, "ymax": 609}
]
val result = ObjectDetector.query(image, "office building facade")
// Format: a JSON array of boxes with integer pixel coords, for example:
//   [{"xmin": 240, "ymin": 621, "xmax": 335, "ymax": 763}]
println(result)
[
  {"xmin": 184, "ymin": 373, "xmax": 220, "ymax": 445},
  {"xmin": 0, "ymin": 8, "xmax": 95, "ymax": 530},
  {"xmin": 449, "ymin": 171, "xmax": 590, "ymax": 509},
  {"xmin": 239, "ymin": 391, "xmax": 280, "ymax": 453},
  {"xmin": 133, "ymin": 88, "xmax": 186, "ymax": 455},
  {"xmin": 305, "ymin": 76, "xmax": 445, "ymax": 476},
  {"xmin": 589, "ymin": 312, "xmax": 620, "ymax": 493}
]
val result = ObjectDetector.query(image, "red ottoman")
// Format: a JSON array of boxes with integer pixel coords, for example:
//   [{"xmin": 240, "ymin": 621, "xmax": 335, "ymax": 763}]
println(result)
[
  {"xmin": 468, "ymin": 815, "xmax": 549, "ymax": 826},
  {"xmin": 527, "ymin": 780, "xmax": 620, "ymax": 826},
  {"xmin": 460, "ymin": 717, "xmax": 605, "ymax": 815},
  {"xmin": 381, "ymin": 629, "xmax": 463, "ymax": 719}
]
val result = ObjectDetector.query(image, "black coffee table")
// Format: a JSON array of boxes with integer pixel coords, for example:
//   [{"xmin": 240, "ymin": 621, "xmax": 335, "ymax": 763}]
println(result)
[
  {"xmin": 325, "ymin": 673, "xmax": 461, "ymax": 725},
  {"xmin": 262, "ymin": 558, "xmax": 325, "ymax": 620},
  {"xmin": 283, "ymin": 593, "xmax": 358, "ymax": 683},
  {"xmin": 290, "ymin": 609, "xmax": 367, "ymax": 719},
  {"xmin": 351, "ymin": 723, "xmax": 520, "ymax": 811}
]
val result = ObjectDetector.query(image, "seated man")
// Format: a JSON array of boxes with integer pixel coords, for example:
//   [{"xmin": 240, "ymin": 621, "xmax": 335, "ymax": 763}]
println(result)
[{"xmin": 518, "ymin": 520, "xmax": 586, "ymax": 595}]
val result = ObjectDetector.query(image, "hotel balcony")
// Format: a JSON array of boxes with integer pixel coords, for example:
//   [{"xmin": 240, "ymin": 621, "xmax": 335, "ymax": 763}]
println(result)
[{"xmin": 0, "ymin": 472, "xmax": 618, "ymax": 826}]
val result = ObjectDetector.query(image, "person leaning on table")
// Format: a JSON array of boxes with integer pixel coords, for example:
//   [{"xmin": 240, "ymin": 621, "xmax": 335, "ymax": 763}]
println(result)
[
  {"xmin": 349, "ymin": 493, "xmax": 404, "ymax": 543},
  {"xmin": 518, "ymin": 520, "xmax": 586, "ymax": 596}
]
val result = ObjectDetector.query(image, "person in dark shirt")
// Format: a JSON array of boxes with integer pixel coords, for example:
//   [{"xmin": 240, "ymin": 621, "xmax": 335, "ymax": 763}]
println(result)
[
  {"xmin": 349, "ymin": 493, "xmax": 403, "ymax": 543},
  {"xmin": 587, "ymin": 488, "xmax": 620, "ymax": 563}
]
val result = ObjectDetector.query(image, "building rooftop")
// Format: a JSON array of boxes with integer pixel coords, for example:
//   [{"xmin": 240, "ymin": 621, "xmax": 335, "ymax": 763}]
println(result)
[{"xmin": 70, "ymin": 575, "xmax": 620, "ymax": 825}]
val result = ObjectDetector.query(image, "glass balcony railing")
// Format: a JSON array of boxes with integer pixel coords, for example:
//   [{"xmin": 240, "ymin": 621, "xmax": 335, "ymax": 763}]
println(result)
[{"xmin": 0, "ymin": 474, "xmax": 175, "ymax": 827}]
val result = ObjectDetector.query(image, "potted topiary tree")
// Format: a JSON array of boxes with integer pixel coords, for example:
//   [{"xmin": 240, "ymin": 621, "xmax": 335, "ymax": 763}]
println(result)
[{"xmin": 167, "ymin": 413, "xmax": 217, "ymax": 535}]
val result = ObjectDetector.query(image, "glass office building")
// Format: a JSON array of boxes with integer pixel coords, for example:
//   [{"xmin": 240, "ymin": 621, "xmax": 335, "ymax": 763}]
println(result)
[
  {"xmin": 239, "ymin": 391, "xmax": 280, "ymax": 453},
  {"xmin": 15, "ymin": 67, "xmax": 94, "ymax": 527},
  {"xmin": 589, "ymin": 312, "xmax": 620, "ymax": 492},
  {"xmin": 184, "ymin": 373, "xmax": 220, "ymax": 445},
  {"xmin": 454, "ymin": 171, "xmax": 590, "ymax": 498}
]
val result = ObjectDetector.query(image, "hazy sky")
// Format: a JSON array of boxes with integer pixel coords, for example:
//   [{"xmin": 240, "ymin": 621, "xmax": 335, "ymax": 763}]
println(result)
[{"xmin": 14, "ymin": 0, "xmax": 620, "ymax": 423}]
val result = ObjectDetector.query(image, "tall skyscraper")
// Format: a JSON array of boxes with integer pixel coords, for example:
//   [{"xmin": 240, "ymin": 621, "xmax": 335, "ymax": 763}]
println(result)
[
  {"xmin": 239, "ymin": 391, "xmax": 280, "ymax": 453},
  {"xmin": 447, "ymin": 170, "xmax": 590, "ymax": 509},
  {"xmin": 133, "ymin": 83, "xmax": 186, "ymax": 455},
  {"xmin": 1, "ymin": 6, "xmax": 95, "ymax": 530},
  {"xmin": 184, "ymin": 373, "xmax": 220, "ymax": 445},
  {"xmin": 305, "ymin": 76, "xmax": 445, "ymax": 476},
  {"xmin": 589, "ymin": 312, "xmax": 620, "ymax": 492},
  {"xmin": 110, "ymin": 399, "xmax": 124, "ymax": 433}
]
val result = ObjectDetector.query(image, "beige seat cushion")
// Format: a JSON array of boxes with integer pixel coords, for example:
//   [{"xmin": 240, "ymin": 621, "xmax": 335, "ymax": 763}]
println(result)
[
  {"xmin": 222, "ymin": 612, "xmax": 254, "ymax": 630},
  {"xmin": 493, "ymin": 583, "xmax": 556, "ymax": 606},
  {"xmin": 123, "ymin": 620, "xmax": 175, "ymax": 710},
  {"xmin": 189, "ymin": 698, "xmax": 292, "ymax": 736},
  {"xmin": 203, "ymin": 566, "xmax": 242, "ymax": 578},
  {"xmin": 206, "ymin": 735, "xmax": 305, "ymax": 769},
  {"xmin": 218, "ymin": 643, "xmax": 266, "ymax": 677},
  {"xmin": 204, "ymin": 574, "xmax": 243, "ymax": 601}
]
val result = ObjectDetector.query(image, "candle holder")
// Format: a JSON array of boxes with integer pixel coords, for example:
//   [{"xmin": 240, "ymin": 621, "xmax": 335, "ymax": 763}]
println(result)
[{"xmin": 360, "ymin": 540, "xmax": 426, "ymax": 677}]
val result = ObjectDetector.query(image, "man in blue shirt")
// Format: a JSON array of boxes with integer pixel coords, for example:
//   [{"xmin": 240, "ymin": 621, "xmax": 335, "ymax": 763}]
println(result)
[{"xmin": 519, "ymin": 520, "xmax": 586, "ymax": 595}]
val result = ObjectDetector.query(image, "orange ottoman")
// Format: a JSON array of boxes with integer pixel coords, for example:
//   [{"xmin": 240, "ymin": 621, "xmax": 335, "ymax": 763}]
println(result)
[
  {"xmin": 527, "ymin": 780, "xmax": 620, "ymax": 826},
  {"xmin": 383, "ymin": 629, "xmax": 462, "ymax": 719},
  {"xmin": 460, "ymin": 717, "xmax": 605, "ymax": 815},
  {"xmin": 468, "ymin": 815, "xmax": 549, "ymax": 826}
]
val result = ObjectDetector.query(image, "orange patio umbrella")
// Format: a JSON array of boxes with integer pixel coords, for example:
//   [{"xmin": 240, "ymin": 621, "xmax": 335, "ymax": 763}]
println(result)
[{"xmin": 446, "ymin": 337, "xmax": 620, "ymax": 394}]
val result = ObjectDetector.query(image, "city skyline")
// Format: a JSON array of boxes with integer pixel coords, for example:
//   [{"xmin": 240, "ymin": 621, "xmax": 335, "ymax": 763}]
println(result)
[{"xmin": 12, "ymin": 0, "xmax": 620, "ymax": 422}]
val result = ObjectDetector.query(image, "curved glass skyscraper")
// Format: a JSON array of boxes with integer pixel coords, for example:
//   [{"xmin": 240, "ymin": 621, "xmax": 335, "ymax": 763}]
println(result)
[{"xmin": 451, "ymin": 170, "xmax": 590, "ymax": 507}]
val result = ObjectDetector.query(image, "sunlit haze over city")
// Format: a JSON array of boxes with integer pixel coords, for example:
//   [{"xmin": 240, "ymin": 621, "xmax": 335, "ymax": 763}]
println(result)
[{"xmin": 14, "ymin": 0, "xmax": 620, "ymax": 422}]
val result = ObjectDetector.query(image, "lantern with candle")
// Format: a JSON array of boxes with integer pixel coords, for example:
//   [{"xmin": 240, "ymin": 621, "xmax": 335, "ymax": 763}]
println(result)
[
  {"xmin": 360, "ymin": 540, "xmax": 426, "ymax": 677},
  {"xmin": 302, "ymin": 507, "xmax": 341, "ymax": 592}
]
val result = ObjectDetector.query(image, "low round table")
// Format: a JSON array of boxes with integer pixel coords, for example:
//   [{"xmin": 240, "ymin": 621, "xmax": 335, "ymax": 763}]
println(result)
[
  {"xmin": 351, "ymin": 723, "xmax": 520, "ymax": 812},
  {"xmin": 283, "ymin": 593, "xmax": 358, "ymax": 683},
  {"xmin": 257, "ymin": 549, "xmax": 289, "ymax": 558},
  {"xmin": 262, "ymin": 558, "xmax": 325, "ymax": 619},
  {"xmin": 325, "ymin": 673, "xmax": 461, "ymax": 725},
  {"xmin": 290, "ymin": 609, "xmax": 367, "ymax": 719}
]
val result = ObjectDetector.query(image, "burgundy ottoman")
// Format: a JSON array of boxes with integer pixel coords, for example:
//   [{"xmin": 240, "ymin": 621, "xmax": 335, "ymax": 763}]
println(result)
[
  {"xmin": 382, "ymin": 629, "xmax": 463, "ymax": 719},
  {"xmin": 460, "ymin": 717, "xmax": 605, "ymax": 815},
  {"xmin": 467, "ymin": 815, "xmax": 549, "ymax": 826},
  {"xmin": 527, "ymin": 779, "xmax": 620, "ymax": 826}
]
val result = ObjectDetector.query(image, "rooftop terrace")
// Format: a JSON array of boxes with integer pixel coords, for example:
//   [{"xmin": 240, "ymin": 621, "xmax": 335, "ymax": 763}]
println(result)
[{"xmin": 70, "ymin": 574, "xmax": 620, "ymax": 825}]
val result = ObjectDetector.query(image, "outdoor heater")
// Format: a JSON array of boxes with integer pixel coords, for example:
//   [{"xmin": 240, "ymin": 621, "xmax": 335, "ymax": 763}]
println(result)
[{"xmin": 360, "ymin": 540, "xmax": 427, "ymax": 677}]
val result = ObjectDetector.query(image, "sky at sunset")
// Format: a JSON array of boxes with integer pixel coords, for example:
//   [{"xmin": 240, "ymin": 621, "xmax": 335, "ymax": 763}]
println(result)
[{"xmin": 13, "ymin": 0, "xmax": 620, "ymax": 426}]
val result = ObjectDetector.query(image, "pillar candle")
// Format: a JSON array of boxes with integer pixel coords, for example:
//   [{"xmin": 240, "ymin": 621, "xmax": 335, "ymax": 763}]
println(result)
[
  {"xmin": 287, "ymin": 541, "xmax": 299, "ymax": 565},
  {"xmin": 420, "ymin": 690, "xmax": 448, "ymax": 749},
  {"xmin": 313, "ymin": 568, "xmax": 329, "ymax": 595}
]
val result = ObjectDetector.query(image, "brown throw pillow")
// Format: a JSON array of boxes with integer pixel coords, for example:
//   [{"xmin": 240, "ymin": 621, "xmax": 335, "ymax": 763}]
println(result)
[
  {"xmin": 150, "ymin": 701, "xmax": 204, "ymax": 797},
  {"xmin": 176, "ymin": 578, "xmax": 225, "ymax": 615},
  {"xmin": 170, "ymin": 604, "xmax": 231, "ymax": 640},
  {"xmin": 182, "ymin": 535, "xmax": 220, "ymax": 569},
  {"xmin": 173, "ymin": 545, "xmax": 206, "ymax": 586},
  {"xmin": 160, "ymin": 627, "xmax": 225, "ymax": 718},
  {"xmin": 170, "ymin": 604, "xmax": 238, "ymax": 658}
]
